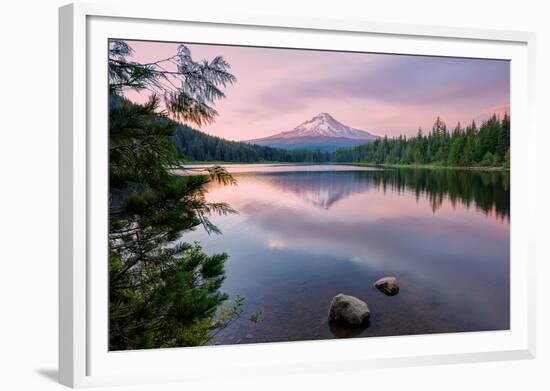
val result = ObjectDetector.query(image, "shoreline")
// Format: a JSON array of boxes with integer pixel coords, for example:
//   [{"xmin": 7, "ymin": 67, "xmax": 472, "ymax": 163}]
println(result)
[
  {"xmin": 180, "ymin": 161, "xmax": 510, "ymax": 172},
  {"xmin": 348, "ymin": 163, "xmax": 509, "ymax": 171}
]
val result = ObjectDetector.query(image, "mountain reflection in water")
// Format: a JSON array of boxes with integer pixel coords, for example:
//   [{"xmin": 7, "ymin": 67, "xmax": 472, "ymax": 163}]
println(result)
[
  {"xmin": 180, "ymin": 165, "xmax": 510, "ymax": 345},
  {"xmin": 237, "ymin": 168, "xmax": 509, "ymax": 218},
  {"xmin": 257, "ymin": 171, "xmax": 375, "ymax": 209}
]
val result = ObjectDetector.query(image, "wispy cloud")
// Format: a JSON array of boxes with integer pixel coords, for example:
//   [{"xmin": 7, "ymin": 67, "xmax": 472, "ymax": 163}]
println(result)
[
  {"xmin": 123, "ymin": 40, "xmax": 510, "ymax": 140},
  {"xmin": 254, "ymin": 55, "xmax": 509, "ymax": 109}
]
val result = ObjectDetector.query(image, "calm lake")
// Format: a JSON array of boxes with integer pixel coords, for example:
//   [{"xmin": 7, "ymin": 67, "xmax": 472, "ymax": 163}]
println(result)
[{"xmin": 180, "ymin": 164, "xmax": 510, "ymax": 345}]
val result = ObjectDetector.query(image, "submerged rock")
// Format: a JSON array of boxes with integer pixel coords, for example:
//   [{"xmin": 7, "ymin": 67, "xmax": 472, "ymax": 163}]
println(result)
[
  {"xmin": 328, "ymin": 293, "xmax": 370, "ymax": 326},
  {"xmin": 373, "ymin": 277, "xmax": 399, "ymax": 296},
  {"xmin": 329, "ymin": 320, "xmax": 369, "ymax": 338}
]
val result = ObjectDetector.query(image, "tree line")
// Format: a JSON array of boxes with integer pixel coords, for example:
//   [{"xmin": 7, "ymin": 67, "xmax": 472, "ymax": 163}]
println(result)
[
  {"xmin": 331, "ymin": 115, "xmax": 510, "ymax": 167},
  {"xmin": 178, "ymin": 115, "xmax": 510, "ymax": 168},
  {"xmin": 173, "ymin": 124, "xmax": 331, "ymax": 163}
]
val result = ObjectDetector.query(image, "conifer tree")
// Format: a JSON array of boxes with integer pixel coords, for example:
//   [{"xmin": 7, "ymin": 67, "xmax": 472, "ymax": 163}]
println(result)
[
  {"xmin": 331, "ymin": 115, "xmax": 510, "ymax": 169},
  {"xmin": 108, "ymin": 40, "xmax": 245, "ymax": 350}
]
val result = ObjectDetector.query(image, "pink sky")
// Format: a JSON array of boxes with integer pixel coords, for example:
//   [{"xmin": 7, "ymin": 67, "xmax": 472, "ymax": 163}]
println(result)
[{"xmin": 121, "ymin": 40, "xmax": 510, "ymax": 141}]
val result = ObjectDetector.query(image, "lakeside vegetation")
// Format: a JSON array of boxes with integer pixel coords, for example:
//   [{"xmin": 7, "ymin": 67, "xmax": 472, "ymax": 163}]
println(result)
[
  {"xmin": 175, "ymin": 115, "xmax": 510, "ymax": 169},
  {"xmin": 108, "ymin": 40, "xmax": 255, "ymax": 350},
  {"xmin": 174, "ymin": 124, "xmax": 331, "ymax": 163},
  {"xmin": 332, "ymin": 115, "xmax": 510, "ymax": 168}
]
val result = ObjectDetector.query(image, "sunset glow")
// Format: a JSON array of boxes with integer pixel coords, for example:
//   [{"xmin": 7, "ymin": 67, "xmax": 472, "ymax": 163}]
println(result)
[
  {"xmin": 109, "ymin": 38, "xmax": 511, "ymax": 350},
  {"xmin": 123, "ymin": 39, "xmax": 510, "ymax": 140}
]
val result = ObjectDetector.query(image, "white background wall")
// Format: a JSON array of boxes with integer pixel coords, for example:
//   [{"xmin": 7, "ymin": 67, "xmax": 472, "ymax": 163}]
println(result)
[{"xmin": 0, "ymin": 0, "xmax": 547, "ymax": 389}]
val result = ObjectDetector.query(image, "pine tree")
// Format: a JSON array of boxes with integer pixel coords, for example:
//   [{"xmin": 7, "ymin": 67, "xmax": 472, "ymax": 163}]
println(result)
[
  {"xmin": 108, "ymin": 40, "xmax": 245, "ymax": 350},
  {"xmin": 330, "ymin": 115, "xmax": 509, "ymax": 169}
]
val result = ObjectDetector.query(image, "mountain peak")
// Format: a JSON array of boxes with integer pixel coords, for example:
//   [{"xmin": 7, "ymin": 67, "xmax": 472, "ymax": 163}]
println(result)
[
  {"xmin": 282, "ymin": 113, "xmax": 376, "ymax": 140},
  {"xmin": 307, "ymin": 112, "xmax": 337, "ymax": 124},
  {"xmin": 316, "ymin": 112, "xmax": 332, "ymax": 118},
  {"xmin": 247, "ymin": 113, "xmax": 380, "ymax": 151}
]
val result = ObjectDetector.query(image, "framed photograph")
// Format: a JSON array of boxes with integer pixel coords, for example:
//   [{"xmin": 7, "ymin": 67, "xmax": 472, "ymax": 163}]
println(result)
[{"xmin": 59, "ymin": 3, "xmax": 536, "ymax": 388}]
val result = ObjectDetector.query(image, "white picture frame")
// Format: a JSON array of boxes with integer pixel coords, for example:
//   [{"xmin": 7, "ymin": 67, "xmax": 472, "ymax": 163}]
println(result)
[{"xmin": 59, "ymin": 2, "xmax": 537, "ymax": 388}]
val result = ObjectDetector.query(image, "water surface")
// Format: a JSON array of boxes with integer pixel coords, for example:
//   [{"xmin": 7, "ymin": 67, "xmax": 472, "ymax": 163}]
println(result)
[{"xmin": 181, "ymin": 164, "xmax": 510, "ymax": 344}]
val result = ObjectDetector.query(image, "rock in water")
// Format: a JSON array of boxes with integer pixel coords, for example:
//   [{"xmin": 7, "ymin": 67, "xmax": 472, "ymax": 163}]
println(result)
[
  {"xmin": 373, "ymin": 277, "xmax": 399, "ymax": 296},
  {"xmin": 328, "ymin": 294, "xmax": 370, "ymax": 326}
]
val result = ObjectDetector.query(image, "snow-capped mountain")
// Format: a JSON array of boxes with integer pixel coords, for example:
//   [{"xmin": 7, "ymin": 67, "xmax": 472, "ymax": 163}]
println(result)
[
  {"xmin": 274, "ymin": 112, "xmax": 377, "ymax": 140},
  {"xmin": 247, "ymin": 113, "xmax": 379, "ymax": 151}
]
